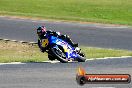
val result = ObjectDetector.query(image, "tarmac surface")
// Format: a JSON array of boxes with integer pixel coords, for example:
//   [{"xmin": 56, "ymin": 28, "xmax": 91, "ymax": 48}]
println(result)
[
  {"xmin": 0, "ymin": 17, "xmax": 132, "ymax": 88},
  {"xmin": 0, "ymin": 17, "xmax": 132, "ymax": 50},
  {"xmin": 0, "ymin": 58, "xmax": 131, "ymax": 88}
]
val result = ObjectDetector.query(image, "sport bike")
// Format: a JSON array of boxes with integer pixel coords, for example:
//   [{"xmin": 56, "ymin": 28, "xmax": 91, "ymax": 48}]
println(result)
[{"xmin": 41, "ymin": 35, "xmax": 86, "ymax": 63}]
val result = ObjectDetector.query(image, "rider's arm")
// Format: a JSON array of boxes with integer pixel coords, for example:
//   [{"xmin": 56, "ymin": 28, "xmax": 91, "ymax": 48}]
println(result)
[
  {"xmin": 38, "ymin": 39, "xmax": 41, "ymax": 49},
  {"xmin": 46, "ymin": 30, "xmax": 60, "ymax": 36},
  {"xmin": 38, "ymin": 39, "xmax": 46, "ymax": 53}
]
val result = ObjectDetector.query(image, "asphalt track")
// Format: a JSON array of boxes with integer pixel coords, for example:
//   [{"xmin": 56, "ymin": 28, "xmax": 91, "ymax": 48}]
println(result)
[
  {"xmin": 0, "ymin": 17, "xmax": 132, "ymax": 88},
  {"xmin": 0, "ymin": 58, "xmax": 132, "ymax": 88},
  {"xmin": 0, "ymin": 17, "xmax": 132, "ymax": 50}
]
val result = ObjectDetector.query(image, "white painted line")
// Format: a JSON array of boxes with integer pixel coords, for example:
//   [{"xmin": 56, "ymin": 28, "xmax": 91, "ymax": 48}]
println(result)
[
  {"xmin": 29, "ymin": 42, "xmax": 37, "ymax": 44},
  {"xmin": 11, "ymin": 40, "xmax": 18, "ymax": 42},
  {"xmin": 86, "ymin": 59, "xmax": 95, "ymax": 61},
  {"xmin": 0, "ymin": 62, "xmax": 26, "ymax": 65},
  {"xmin": 86, "ymin": 56, "xmax": 132, "ymax": 61},
  {"xmin": 19, "ymin": 41, "xmax": 28, "ymax": 43},
  {"xmin": 91, "ymin": 87, "xmax": 115, "ymax": 88},
  {"xmin": 0, "ymin": 55, "xmax": 132, "ymax": 65},
  {"xmin": 3, "ymin": 39, "xmax": 10, "ymax": 41},
  {"xmin": 42, "ymin": 61, "xmax": 60, "ymax": 63},
  {"xmin": 42, "ymin": 60, "xmax": 79, "ymax": 63}
]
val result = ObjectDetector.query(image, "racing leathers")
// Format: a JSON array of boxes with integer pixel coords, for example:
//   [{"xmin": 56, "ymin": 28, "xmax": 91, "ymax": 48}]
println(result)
[{"xmin": 38, "ymin": 30, "xmax": 78, "ymax": 53}]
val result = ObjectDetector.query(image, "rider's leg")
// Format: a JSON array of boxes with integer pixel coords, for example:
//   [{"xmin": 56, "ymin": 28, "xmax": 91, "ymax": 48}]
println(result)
[{"xmin": 60, "ymin": 35, "xmax": 78, "ymax": 47}]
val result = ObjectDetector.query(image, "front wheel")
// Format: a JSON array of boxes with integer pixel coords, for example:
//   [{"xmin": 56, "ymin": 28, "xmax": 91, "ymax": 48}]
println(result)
[
  {"xmin": 76, "ymin": 53, "xmax": 86, "ymax": 62},
  {"xmin": 51, "ymin": 45, "xmax": 68, "ymax": 63}
]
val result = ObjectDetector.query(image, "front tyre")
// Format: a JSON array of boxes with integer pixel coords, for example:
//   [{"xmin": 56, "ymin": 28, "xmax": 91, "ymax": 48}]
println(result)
[
  {"xmin": 76, "ymin": 54, "xmax": 86, "ymax": 62},
  {"xmin": 51, "ymin": 45, "xmax": 68, "ymax": 63}
]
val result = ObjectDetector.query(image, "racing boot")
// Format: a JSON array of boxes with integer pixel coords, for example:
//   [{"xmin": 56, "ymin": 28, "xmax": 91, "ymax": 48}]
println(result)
[
  {"xmin": 72, "ymin": 43, "xmax": 78, "ymax": 47},
  {"xmin": 61, "ymin": 35, "xmax": 78, "ymax": 47},
  {"xmin": 66, "ymin": 36, "xmax": 78, "ymax": 47}
]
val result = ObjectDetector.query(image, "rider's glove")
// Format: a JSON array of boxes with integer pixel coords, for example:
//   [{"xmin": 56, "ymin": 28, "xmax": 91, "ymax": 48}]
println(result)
[{"xmin": 56, "ymin": 32, "xmax": 61, "ymax": 36}]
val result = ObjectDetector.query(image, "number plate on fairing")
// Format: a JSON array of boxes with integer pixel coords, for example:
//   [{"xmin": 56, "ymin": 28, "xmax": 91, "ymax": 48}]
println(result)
[{"xmin": 42, "ymin": 39, "xmax": 49, "ymax": 47}]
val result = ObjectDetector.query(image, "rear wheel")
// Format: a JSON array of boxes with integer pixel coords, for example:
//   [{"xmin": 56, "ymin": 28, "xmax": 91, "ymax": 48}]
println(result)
[
  {"xmin": 47, "ymin": 50, "xmax": 56, "ymax": 61},
  {"xmin": 51, "ymin": 45, "xmax": 68, "ymax": 63},
  {"xmin": 48, "ymin": 54, "xmax": 55, "ymax": 61}
]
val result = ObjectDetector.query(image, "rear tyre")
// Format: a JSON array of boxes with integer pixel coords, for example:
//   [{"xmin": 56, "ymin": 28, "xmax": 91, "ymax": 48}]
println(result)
[
  {"xmin": 48, "ymin": 50, "xmax": 56, "ymax": 61},
  {"xmin": 51, "ymin": 45, "xmax": 68, "ymax": 63},
  {"xmin": 48, "ymin": 54, "xmax": 55, "ymax": 61}
]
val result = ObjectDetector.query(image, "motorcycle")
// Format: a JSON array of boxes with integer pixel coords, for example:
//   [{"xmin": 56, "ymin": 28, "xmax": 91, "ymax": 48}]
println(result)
[{"xmin": 40, "ymin": 35, "xmax": 86, "ymax": 63}]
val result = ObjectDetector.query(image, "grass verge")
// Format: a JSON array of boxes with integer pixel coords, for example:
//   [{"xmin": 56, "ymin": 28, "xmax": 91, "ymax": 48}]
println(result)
[
  {"xmin": 0, "ymin": 40, "xmax": 132, "ymax": 63},
  {"xmin": 0, "ymin": 0, "xmax": 132, "ymax": 25}
]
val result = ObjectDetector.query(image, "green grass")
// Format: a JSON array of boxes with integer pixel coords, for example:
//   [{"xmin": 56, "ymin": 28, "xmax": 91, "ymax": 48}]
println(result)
[
  {"xmin": 81, "ymin": 47, "xmax": 132, "ymax": 58},
  {"xmin": 0, "ymin": 40, "xmax": 132, "ymax": 63},
  {"xmin": 0, "ymin": 40, "xmax": 48, "ymax": 63},
  {"xmin": 0, "ymin": 0, "xmax": 132, "ymax": 25}
]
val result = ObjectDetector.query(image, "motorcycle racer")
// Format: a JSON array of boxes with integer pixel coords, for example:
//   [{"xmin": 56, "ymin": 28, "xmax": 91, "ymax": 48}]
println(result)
[{"xmin": 36, "ymin": 26, "xmax": 78, "ymax": 53}]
